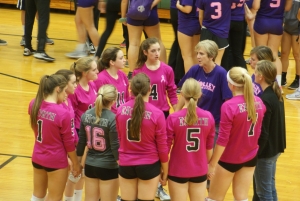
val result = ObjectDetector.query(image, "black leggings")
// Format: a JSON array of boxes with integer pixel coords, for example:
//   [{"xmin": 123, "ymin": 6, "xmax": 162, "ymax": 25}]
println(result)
[
  {"xmin": 25, "ymin": 0, "xmax": 50, "ymax": 51},
  {"xmin": 168, "ymin": 7, "xmax": 184, "ymax": 84}
]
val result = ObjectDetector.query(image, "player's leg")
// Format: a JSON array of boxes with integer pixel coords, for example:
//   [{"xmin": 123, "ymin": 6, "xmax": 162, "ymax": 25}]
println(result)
[
  {"xmin": 127, "ymin": 24, "xmax": 143, "ymax": 73},
  {"xmin": 189, "ymin": 181, "xmax": 206, "ymax": 201},
  {"xmin": 137, "ymin": 176, "xmax": 160, "ymax": 200},
  {"xmin": 99, "ymin": 178, "xmax": 119, "ymax": 201},
  {"xmin": 168, "ymin": 179, "xmax": 189, "ymax": 201},
  {"xmin": 84, "ymin": 177, "xmax": 100, "ymax": 201},
  {"xmin": 178, "ymin": 32, "xmax": 196, "ymax": 73},
  {"xmin": 232, "ymin": 166, "xmax": 255, "ymax": 200},
  {"xmin": 207, "ymin": 164, "xmax": 234, "ymax": 200},
  {"xmin": 280, "ymin": 31, "xmax": 292, "ymax": 86},
  {"xmin": 31, "ymin": 165, "xmax": 47, "ymax": 200},
  {"xmin": 288, "ymin": 34, "xmax": 300, "ymax": 89},
  {"xmin": 46, "ymin": 168, "xmax": 69, "ymax": 200}
]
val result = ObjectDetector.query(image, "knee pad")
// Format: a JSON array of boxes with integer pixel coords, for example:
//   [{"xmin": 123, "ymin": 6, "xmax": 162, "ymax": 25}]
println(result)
[
  {"xmin": 31, "ymin": 195, "xmax": 45, "ymax": 201},
  {"xmin": 205, "ymin": 198, "xmax": 216, "ymax": 201}
]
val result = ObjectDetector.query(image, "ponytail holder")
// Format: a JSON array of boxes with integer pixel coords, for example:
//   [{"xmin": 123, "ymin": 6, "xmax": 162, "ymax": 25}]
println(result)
[
  {"xmin": 189, "ymin": 97, "xmax": 195, "ymax": 100},
  {"xmin": 227, "ymin": 71, "xmax": 243, "ymax": 87},
  {"xmin": 98, "ymin": 93, "xmax": 103, "ymax": 96},
  {"xmin": 46, "ymin": 75, "xmax": 49, "ymax": 79}
]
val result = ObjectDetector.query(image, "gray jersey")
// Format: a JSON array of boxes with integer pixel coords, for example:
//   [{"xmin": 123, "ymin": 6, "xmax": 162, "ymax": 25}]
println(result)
[
  {"xmin": 285, "ymin": 0, "xmax": 300, "ymax": 20},
  {"xmin": 77, "ymin": 108, "xmax": 119, "ymax": 169}
]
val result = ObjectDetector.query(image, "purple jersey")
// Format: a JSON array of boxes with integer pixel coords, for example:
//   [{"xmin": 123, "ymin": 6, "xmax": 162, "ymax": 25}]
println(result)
[
  {"xmin": 252, "ymin": 74, "xmax": 263, "ymax": 97},
  {"xmin": 178, "ymin": 0, "xmax": 199, "ymax": 24},
  {"xmin": 29, "ymin": 100, "xmax": 75, "ymax": 169},
  {"xmin": 116, "ymin": 100, "xmax": 169, "ymax": 166},
  {"xmin": 94, "ymin": 70, "xmax": 130, "ymax": 114},
  {"xmin": 256, "ymin": 0, "xmax": 286, "ymax": 19},
  {"xmin": 197, "ymin": 0, "xmax": 232, "ymax": 38},
  {"xmin": 167, "ymin": 108, "xmax": 215, "ymax": 177},
  {"xmin": 178, "ymin": 64, "xmax": 233, "ymax": 123},
  {"xmin": 231, "ymin": 0, "xmax": 245, "ymax": 21},
  {"xmin": 69, "ymin": 82, "xmax": 97, "ymax": 129},
  {"xmin": 217, "ymin": 95, "xmax": 266, "ymax": 163},
  {"xmin": 61, "ymin": 98, "xmax": 78, "ymax": 146},
  {"xmin": 133, "ymin": 62, "xmax": 178, "ymax": 111},
  {"xmin": 171, "ymin": 0, "xmax": 177, "ymax": 8}
]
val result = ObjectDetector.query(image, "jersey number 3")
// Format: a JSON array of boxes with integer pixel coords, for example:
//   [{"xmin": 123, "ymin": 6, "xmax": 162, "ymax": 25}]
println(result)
[{"xmin": 186, "ymin": 128, "xmax": 201, "ymax": 152}]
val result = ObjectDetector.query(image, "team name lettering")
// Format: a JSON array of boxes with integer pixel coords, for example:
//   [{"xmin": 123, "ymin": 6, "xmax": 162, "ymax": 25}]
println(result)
[
  {"xmin": 199, "ymin": 81, "xmax": 216, "ymax": 92},
  {"xmin": 38, "ymin": 109, "xmax": 56, "ymax": 121},
  {"xmin": 178, "ymin": 117, "xmax": 208, "ymax": 126},
  {"xmin": 252, "ymin": 83, "xmax": 262, "ymax": 96},
  {"xmin": 120, "ymin": 106, "xmax": 152, "ymax": 119},
  {"xmin": 237, "ymin": 101, "xmax": 263, "ymax": 113},
  {"xmin": 84, "ymin": 114, "xmax": 108, "ymax": 127}
]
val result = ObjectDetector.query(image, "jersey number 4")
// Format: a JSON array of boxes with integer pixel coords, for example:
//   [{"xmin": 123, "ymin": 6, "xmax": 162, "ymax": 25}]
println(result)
[
  {"xmin": 150, "ymin": 84, "xmax": 158, "ymax": 100},
  {"xmin": 186, "ymin": 128, "xmax": 201, "ymax": 152},
  {"xmin": 85, "ymin": 126, "xmax": 106, "ymax": 151}
]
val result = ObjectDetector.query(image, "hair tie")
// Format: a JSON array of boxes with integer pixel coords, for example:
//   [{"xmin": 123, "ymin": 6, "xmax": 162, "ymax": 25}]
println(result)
[
  {"xmin": 98, "ymin": 93, "xmax": 103, "ymax": 96},
  {"xmin": 45, "ymin": 75, "xmax": 49, "ymax": 79},
  {"xmin": 227, "ymin": 71, "xmax": 244, "ymax": 87}
]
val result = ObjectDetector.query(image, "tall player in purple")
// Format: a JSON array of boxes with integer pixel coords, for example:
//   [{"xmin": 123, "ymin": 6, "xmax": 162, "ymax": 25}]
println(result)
[
  {"xmin": 69, "ymin": 56, "xmax": 98, "ymax": 201},
  {"xmin": 116, "ymin": 73, "xmax": 169, "ymax": 201},
  {"xmin": 133, "ymin": 38, "xmax": 178, "ymax": 118},
  {"xmin": 167, "ymin": 78, "xmax": 215, "ymax": 201},
  {"xmin": 249, "ymin": 46, "xmax": 275, "ymax": 97},
  {"xmin": 94, "ymin": 47, "xmax": 129, "ymax": 114},
  {"xmin": 252, "ymin": 0, "xmax": 293, "ymax": 89},
  {"xmin": 28, "ymin": 74, "xmax": 81, "ymax": 201},
  {"xmin": 206, "ymin": 67, "xmax": 266, "ymax": 201},
  {"xmin": 197, "ymin": 0, "xmax": 232, "ymax": 65},
  {"xmin": 177, "ymin": 0, "xmax": 201, "ymax": 73}
]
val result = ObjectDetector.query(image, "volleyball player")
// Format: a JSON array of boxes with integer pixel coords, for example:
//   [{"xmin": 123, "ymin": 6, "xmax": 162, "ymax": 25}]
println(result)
[
  {"xmin": 280, "ymin": 0, "xmax": 300, "ymax": 89},
  {"xmin": 116, "ymin": 73, "xmax": 169, "ymax": 201},
  {"xmin": 249, "ymin": 46, "xmax": 276, "ymax": 97},
  {"xmin": 253, "ymin": 60, "xmax": 286, "ymax": 200},
  {"xmin": 167, "ymin": 78, "xmax": 215, "ymax": 201},
  {"xmin": 66, "ymin": 0, "xmax": 100, "ymax": 58},
  {"xmin": 177, "ymin": 0, "xmax": 201, "ymax": 73},
  {"xmin": 29, "ymin": 74, "xmax": 81, "ymax": 201},
  {"xmin": 120, "ymin": 0, "xmax": 167, "ymax": 80},
  {"xmin": 252, "ymin": 0, "xmax": 293, "ymax": 89},
  {"xmin": 197, "ymin": 0, "xmax": 232, "ymax": 65},
  {"xmin": 133, "ymin": 38, "xmax": 178, "ymax": 118},
  {"xmin": 68, "ymin": 57, "xmax": 99, "ymax": 201},
  {"xmin": 77, "ymin": 84, "xmax": 119, "ymax": 201},
  {"xmin": 94, "ymin": 47, "xmax": 129, "ymax": 114},
  {"xmin": 206, "ymin": 67, "xmax": 266, "ymax": 201}
]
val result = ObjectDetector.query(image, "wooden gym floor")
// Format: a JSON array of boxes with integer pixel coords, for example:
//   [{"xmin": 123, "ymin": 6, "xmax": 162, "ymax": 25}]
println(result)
[{"xmin": 0, "ymin": 6, "xmax": 299, "ymax": 201}]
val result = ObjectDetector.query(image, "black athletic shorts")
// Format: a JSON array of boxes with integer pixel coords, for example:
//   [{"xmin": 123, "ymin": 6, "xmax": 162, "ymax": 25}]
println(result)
[
  {"xmin": 200, "ymin": 27, "xmax": 229, "ymax": 50},
  {"xmin": 85, "ymin": 164, "xmax": 118, "ymax": 180},
  {"xmin": 168, "ymin": 174, "xmax": 207, "ymax": 183},
  {"xmin": 218, "ymin": 155, "xmax": 257, "ymax": 173},
  {"xmin": 119, "ymin": 161, "xmax": 161, "ymax": 180},
  {"xmin": 32, "ymin": 161, "xmax": 58, "ymax": 172}
]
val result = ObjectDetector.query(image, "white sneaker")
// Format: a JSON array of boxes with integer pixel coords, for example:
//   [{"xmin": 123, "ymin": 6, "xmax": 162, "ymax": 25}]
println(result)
[
  {"xmin": 286, "ymin": 90, "xmax": 300, "ymax": 100},
  {"xmin": 116, "ymin": 195, "xmax": 121, "ymax": 201},
  {"xmin": 66, "ymin": 50, "xmax": 88, "ymax": 59},
  {"xmin": 156, "ymin": 185, "xmax": 171, "ymax": 201}
]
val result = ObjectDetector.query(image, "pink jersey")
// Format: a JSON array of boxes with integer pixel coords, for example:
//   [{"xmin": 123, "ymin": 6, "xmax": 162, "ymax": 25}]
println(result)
[
  {"xmin": 116, "ymin": 100, "xmax": 168, "ymax": 166},
  {"xmin": 94, "ymin": 70, "xmax": 130, "ymax": 114},
  {"xmin": 28, "ymin": 100, "xmax": 75, "ymax": 169},
  {"xmin": 167, "ymin": 108, "xmax": 215, "ymax": 177},
  {"xmin": 61, "ymin": 98, "xmax": 78, "ymax": 146},
  {"xmin": 69, "ymin": 82, "xmax": 97, "ymax": 129},
  {"xmin": 217, "ymin": 95, "xmax": 266, "ymax": 163},
  {"xmin": 133, "ymin": 62, "xmax": 178, "ymax": 111}
]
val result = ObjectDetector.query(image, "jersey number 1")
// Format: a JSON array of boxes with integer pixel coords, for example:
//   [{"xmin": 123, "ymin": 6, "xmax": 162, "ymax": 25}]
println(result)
[{"xmin": 37, "ymin": 120, "xmax": 43, "ymax": 143}]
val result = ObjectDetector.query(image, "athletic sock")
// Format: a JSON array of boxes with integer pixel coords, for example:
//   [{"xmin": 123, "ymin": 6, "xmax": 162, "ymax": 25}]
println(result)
[
  {"xmin": 295, "ymin": 74, "xmax": 299, "ymax": 81},
  {"xmin": 73, "ymin": 190, "xmax": 83, "ymax": 201},
  {"xmin": 75, "ymin": 44, "xmax": 86, "ymax": 52},
  {"xmin": 276, "ymin": 75, "xmax": 282, "ymax": 87},
  {"xmin": 31, "ymin": 195, "xmax": 45, "ymax": 201},
  {"xmin": 64, "ymin": 196, "xmax": 73, "ymax": 201}
]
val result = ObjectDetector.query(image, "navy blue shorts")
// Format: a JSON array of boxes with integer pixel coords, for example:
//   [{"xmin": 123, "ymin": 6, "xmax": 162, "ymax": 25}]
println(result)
[
  {"xmin": 85, "ymin": 164, "xmax": 118, "ymax": 180},
  {"xmin": 200, "ymin": 27, "xmax": 229, "ymax": 49},
  {"xmin": 127, "ymin": 7, "xmax": 159, "ymax": 26},
  {"xmin": 254, "ymin": 17, "xmax": 283, "ymax": 35},
  {"xmin": 119, "ymin": 161, "xmax": 161, "ymax": 180},
  {"xmin": 77, "ymin": 0, "xmax": 97, "ymax": 8},
  {"xmin": 168, "ymin": 174, "xmax": 207, "ymax": 183},
  {"xmin": 32, "ymin": 161, "xmax": 58, "ymax": 172},
  {"xmin": 178, "ymin": 23, "xmax": 201, "ymax": 37},
  {"xmin": 218, "ymin": 155, "xmax": 257, "ymax": 173},
  {"xmin": 16, "ymin": 0, "xmax": 25, "ymax": 10}
]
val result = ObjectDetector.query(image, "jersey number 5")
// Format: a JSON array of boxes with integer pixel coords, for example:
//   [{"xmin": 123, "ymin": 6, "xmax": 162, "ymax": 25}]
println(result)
[
  {"xmin": 85, "ymin": 126, "xmax": 106, "ymax": 151},
  {"xmin": 186, "ymin": 128, "xmax": 201, "ymax": 152}
]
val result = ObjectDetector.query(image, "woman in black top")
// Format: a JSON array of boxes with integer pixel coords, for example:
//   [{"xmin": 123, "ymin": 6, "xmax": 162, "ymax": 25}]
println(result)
[{"xmin": 253, "ymin": 60, "xmax": 286, "ymax": 201}]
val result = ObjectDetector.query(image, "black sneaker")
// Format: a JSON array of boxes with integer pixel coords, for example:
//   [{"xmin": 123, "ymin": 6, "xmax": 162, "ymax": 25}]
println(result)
[
  {"xmin": 0, "ymin": 39, "xmax": 7, "ymax": 46},
  {"xmin": 34, "ymin": 52, "xmax": 55, "ymax": 62},
  {"xmin": 288, "ymin": 79, "xmax": 299, "ymax": 90},
  {"xmin": 23, "ymin": 48, "xmax": 36, "ymax": 56},
  {"xmin": 281, "ymin": 79, "xmax": 287, "ymax": 86}
]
